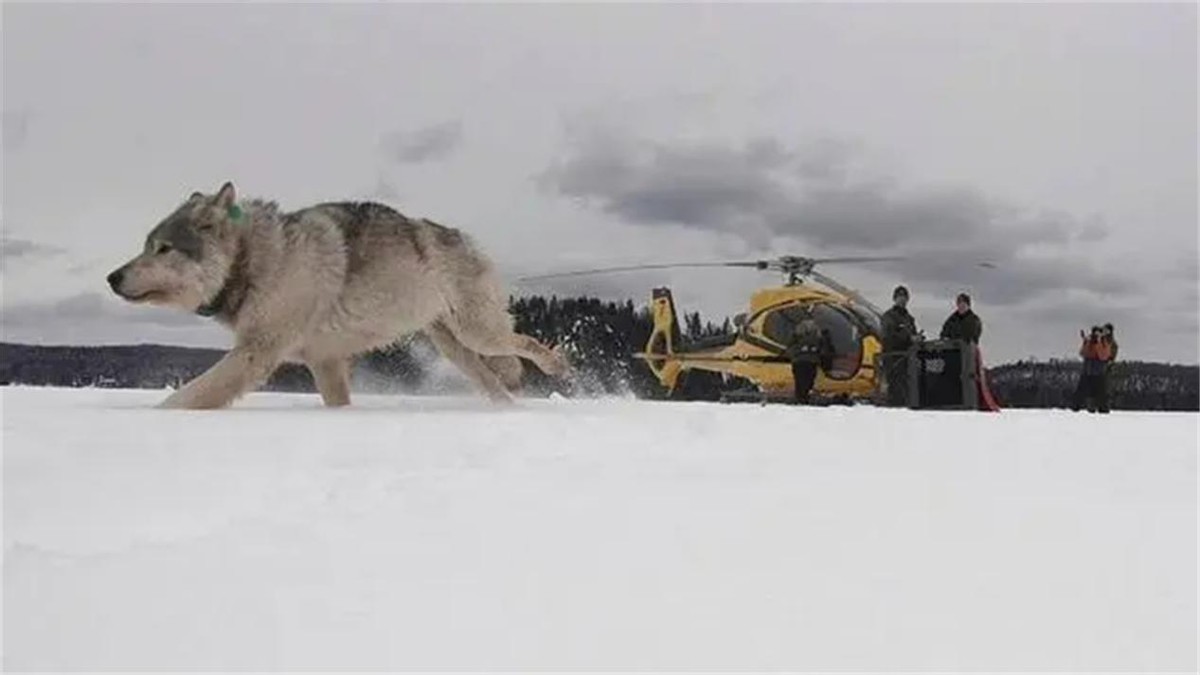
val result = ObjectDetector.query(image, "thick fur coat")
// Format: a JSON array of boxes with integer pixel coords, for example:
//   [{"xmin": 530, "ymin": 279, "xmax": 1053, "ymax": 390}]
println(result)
[{"xmin": 107, "ymin": 182, "xmax": 567, "ymax": 409}]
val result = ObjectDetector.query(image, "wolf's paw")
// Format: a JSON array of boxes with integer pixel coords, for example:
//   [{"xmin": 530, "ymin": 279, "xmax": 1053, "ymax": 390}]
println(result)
[
  {"xmin": 487, "ymin": 389, "xmax": 517, "ymax": 406},
  {"xmin": 156, "ymin": 394, "xmax": 190, "ymax": 409},
  {"xmin": 156, "ymin": 390, "xmax": 227, "ymax": 410}
]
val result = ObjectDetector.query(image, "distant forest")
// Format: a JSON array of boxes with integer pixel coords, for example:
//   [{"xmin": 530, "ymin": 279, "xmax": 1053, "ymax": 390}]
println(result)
[{"xmin": 2, "ymin": 294, "xmax": 1197, "ymax": 411}]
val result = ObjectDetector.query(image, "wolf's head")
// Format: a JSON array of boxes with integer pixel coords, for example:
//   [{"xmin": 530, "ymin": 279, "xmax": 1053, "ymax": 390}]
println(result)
[{"xmin": 107, "ymin": 181, "xmax": 244, "ymax": 312}]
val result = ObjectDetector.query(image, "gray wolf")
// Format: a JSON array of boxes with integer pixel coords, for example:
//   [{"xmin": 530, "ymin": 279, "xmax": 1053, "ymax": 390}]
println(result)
[{"xmin": 107, "ymin": 181, "xmax": 568, "ymax": 409}]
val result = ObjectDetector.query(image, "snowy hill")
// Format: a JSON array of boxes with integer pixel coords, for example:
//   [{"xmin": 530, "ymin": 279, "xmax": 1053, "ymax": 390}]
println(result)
[{"xmin": 3, "ymin": 386, "xmax": 1196, "ymax": 671}]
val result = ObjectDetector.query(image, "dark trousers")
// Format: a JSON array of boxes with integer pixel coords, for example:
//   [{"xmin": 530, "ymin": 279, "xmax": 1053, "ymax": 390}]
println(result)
[
  {"xmin": 882, "ymin": 353, "xmax": 909, "ymax": 407},
  {"xmin": 791, "ymin": 359, "xmax": 818, "ymax": 404},
  {"xmin": 1072, "ymin": 373, "xmax": 1110, "ymax": 413}
]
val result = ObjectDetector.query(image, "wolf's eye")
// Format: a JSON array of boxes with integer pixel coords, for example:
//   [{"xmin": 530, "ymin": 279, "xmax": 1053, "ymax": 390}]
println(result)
[{"xmin": 155, "ymin": 242, "xmax": 173, "ymax": 255}]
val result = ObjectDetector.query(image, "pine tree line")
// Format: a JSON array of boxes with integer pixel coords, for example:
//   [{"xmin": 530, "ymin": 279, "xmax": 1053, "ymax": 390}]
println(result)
[{"xmin": 1, "ymin": 294, "xmax": 1196, "ymax": 410}]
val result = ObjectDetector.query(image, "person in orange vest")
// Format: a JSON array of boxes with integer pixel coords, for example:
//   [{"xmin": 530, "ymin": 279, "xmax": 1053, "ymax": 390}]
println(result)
[
  {"xmin": 1103, "ymin": 323, "xmax": 1119, "ymax": 370},
  {"xmin": 1071, "ymin": 325, "xmax": 1114, "ymax": 413}
]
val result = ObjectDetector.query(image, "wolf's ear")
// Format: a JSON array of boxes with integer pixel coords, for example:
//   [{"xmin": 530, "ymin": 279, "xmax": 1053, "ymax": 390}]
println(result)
[
  {"xmin": 215, "ymin": 181, "xmax": 237, "ymax": 208},
  {"xmin": 189, "ymin": 191, "xmax": 204, "ymax": 201}
]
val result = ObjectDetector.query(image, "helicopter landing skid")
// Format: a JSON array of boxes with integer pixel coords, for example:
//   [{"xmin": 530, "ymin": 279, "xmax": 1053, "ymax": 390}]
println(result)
[
  {"xmin": 718, "ymin": 388, "xmax": 772, "ymax": 405},
  {"xmin": 719, "ymin": 388, "xmax": 857, "ymax": 406}
]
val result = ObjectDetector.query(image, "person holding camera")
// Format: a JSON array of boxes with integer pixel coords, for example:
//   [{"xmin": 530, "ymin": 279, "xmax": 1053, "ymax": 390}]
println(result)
[
  {"xmin": 1103, "ymin": 323, "xmax": 1119, "ymax": 367},
  {"xmin": 1072, "ymin": 325, "xmax": 1114, "ymax": 413}
]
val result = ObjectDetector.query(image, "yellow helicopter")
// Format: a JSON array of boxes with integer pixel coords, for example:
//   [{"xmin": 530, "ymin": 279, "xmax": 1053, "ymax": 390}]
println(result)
[{"xmin": 519, "ymin": 255, "xmax": 901, "ymax": 402}]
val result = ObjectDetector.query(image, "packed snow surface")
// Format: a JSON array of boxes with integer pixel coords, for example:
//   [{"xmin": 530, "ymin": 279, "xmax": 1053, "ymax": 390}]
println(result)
[{"xmin": 3, "ymin": 386, "xmax": 1196, "ymax": 671}]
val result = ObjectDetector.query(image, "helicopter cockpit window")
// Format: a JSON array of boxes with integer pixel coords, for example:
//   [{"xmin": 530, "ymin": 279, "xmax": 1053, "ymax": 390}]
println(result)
[
  {"xmin": 761, "ymin": 303, "xmax": 863, "ymax": 380},
  {"xmin": 762, "ymin": 306, "xmax": 807, "ymax": 346},
  {"xmin": 812, "ymin": 305, "xmax": 862, "ymax": 378},
  {"xmin": 847, "ymin": 305, "xmax": 882, "ymax": 338}
]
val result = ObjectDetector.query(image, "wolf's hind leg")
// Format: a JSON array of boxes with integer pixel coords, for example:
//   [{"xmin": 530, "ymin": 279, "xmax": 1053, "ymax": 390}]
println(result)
[
  {"xmin": 425, "ymin": 321, "xmax": 514, "ymax": 404},
  {"xmin": 514, "ymin": 335, "xmax": 568, "ymax": 377},
  {"xmin": 309, "ymin": 358, "xmax": 351, "ymax": 407},
  {"xmin": 441, "ymin": 267, "xmax": 569, "ymax": 377},
  {"xmin": 446, "ymin": 311, "xmax": 568, "ymax": 378},
  {"xmin": 483, "ymin": 355, "xmax": 524, "ymax": 391}
]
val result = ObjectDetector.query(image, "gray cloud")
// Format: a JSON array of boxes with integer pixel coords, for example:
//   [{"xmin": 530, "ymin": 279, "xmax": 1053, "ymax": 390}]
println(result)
[
  {"xmin": 2, "ymin": 292, "xmax": 207, "ymax": 329},
  {"xmin": 1170, "ymin": 255, "xmax": 1199, "ymax": 283},
  {"xmin": 542, "ymin": 130, "xmax": 1141, "ymax": 307},
  {"xmin": 379, "ymin": 120, "xmax": 464, "ymax": 164},
  {"xmin": 2, "ymin": 109, "xmax": 30, "ymax": 154},
  {"xmin": 1, "ymin": 3, "xmax": 1193, "ymax": 363},
  {"xmin": 1, "ymin": 292, "xmax": 228, "ymax": 348},
  {"xmin": 370, "ymin": 172, "xmax": 404, "ymax": 202},
  {"xmin": 512, "ymin": 270, "xmax": 656, "ymax": 303},
  {"xmin": 1, "ymin": 236, "xmax": 63, "ymax": 261}
]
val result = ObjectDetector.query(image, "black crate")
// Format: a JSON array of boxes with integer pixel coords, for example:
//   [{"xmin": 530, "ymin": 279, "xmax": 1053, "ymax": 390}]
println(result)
[{"xmin": 908, "ymin": 339, "xmax": 978, "ymax": 410}]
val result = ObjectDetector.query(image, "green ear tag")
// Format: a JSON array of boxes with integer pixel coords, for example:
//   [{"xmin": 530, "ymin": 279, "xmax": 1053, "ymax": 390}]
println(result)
[{"xmin": 227, "ymin": 204, "xmax": 244, "ymax": 222}]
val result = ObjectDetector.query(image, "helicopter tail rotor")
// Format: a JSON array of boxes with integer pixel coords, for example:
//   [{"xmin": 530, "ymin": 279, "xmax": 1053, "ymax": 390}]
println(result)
[{"xmin": 641, "ymin": 287, "xmax": 686, "ymax": 391}]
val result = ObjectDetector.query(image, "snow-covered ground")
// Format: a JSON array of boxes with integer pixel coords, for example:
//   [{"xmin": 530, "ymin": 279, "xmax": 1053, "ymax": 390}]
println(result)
[{"xmin": 2, "ymin": 386, "xmax": 1196, "ymax": 671}]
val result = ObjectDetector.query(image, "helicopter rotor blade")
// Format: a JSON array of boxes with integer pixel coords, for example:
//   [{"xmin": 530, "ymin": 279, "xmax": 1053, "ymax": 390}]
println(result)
[
  {"xmin": 808, "ymin": 269, "xmax": 886, "ymax": 315},
  {"xmin": 515, "ymin": 260, "xmax": 765, "ymax": 282},
  {"xmin": 809, "ymin": 256, "xmax": 907, "ymax": 265},
  {"xmin": 516, "ymin": 254, "xmax": 915, "ymax": 283}
]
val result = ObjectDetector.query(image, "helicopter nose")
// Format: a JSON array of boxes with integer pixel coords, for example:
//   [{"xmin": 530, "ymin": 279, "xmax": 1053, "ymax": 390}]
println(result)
[{"xmin": 107, "ymin": 268, "xmax": 125, "ymax": 291}]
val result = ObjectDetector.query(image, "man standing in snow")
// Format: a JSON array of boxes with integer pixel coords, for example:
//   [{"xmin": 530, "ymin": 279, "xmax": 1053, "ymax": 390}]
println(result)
[
  {"xmin": 786, "ymin": 308, "xmax": 826, "ymax": 405},
  {"xmin": 940, "ymin": 292, "xmax": 983, "ymax": 345},
  {"xmin": 880, "ymin": 285, "xmax": 920, "ymax": 406},
  {"xmin": 938, "ymin": 292, "xmax": 1002, "ymax": 411}
]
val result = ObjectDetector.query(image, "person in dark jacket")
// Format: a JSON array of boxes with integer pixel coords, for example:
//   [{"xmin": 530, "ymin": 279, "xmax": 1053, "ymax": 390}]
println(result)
[
  {"xmin": 786, "ymin": 309, "xmax": 828, "ymax": 405},
  {"xmin": 880, "ymin": 285, "xmax": 920, "ymax": 406},
  {"xmin": 940, "ymin": 292, "xmax": 983, "ymax": 344},
  {"xmin": 817, "ymin": 328, "xmax": 835, "ymax": 376}
]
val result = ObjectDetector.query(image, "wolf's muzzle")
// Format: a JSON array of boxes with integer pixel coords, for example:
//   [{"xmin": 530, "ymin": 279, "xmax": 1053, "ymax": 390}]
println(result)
[{"xmin": 106, "ymin": 268, "xmax": 126, "ymax": 292}]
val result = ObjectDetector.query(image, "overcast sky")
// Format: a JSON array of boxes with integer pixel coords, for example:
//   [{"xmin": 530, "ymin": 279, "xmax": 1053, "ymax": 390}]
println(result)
[{"xmin": 3, "ymin": 3, "xmax": 1196, "ymax": 364}]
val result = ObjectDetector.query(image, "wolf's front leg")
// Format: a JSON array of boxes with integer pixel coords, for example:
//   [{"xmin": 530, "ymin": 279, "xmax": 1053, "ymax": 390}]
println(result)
[
  {"xmin": 308, "ymin": 358, "xmax": 351, "ymax": 407},
  {"xmin": 159, "ymin": 343, "xmax": 285, "ymax": 409}
]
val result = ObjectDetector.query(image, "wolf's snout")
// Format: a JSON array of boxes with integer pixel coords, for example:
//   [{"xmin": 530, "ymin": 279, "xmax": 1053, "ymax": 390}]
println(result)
[{"xmin": 106, "ymin": 268, "xmax": 125, "ymax": 292}]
